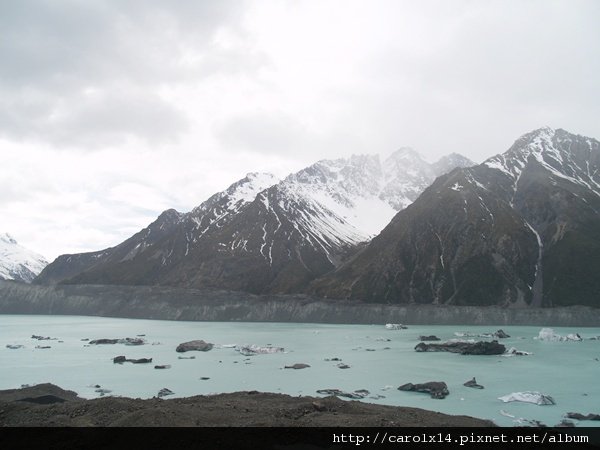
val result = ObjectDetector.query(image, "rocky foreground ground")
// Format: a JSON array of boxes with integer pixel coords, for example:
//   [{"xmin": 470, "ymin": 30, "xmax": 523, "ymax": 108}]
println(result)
[{"xmin": 0, "ymin": 383, "xmax": 494, "ymax": 427}]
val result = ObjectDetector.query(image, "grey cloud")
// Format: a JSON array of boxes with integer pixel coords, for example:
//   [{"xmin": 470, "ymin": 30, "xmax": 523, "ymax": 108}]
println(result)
[
  {"xmin": 0, "ymin": 0, "xmax": 261, "ymax": 148},
  {"xmin": 0, "ymin": 87, "xmax": 188, "ymax": 147},
  {"xmin": 215, "ymin": 111, "xmax": 366, "ymax": 158},
  {"xmin": 340, "ymin": 1, "xmax": 600, "ymax": 160}
]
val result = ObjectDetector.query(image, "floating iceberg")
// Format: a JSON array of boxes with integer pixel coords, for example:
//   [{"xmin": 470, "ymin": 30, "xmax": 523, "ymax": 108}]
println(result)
[
  {"xmin": 235, "ymin": 344, "xmax": 285, "ymax": 356},
  {"xmin": 498, "ymin": 391, "xmax": 555, "ymax": 405},
  {"xmin": 385, "ymin": 323, "xmax": 407, "ymax": 330},
  {"xmin": 502, "ymin": 347, "xmax": 533, "ymax": 356},
  {"xmin": 536, "ymin": 328, "xmax": 582, "ymax": 342}
]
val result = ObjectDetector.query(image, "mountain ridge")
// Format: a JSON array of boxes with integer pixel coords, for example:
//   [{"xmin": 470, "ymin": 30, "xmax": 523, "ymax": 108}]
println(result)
[
  {"xmin": 35, "ymin": 148, "xmax": 473, "ymax": 293},
  {"xmin": 310, "ymin": 127, "xmax": 600, "ymax": 307}
]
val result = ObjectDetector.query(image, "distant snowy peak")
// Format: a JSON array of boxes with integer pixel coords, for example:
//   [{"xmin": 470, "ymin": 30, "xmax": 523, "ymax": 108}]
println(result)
[
  {"xmin": 0, "ymin": 233, "xmax": 48, "ymax": 283},
  {"xmin": 284, "ymin": 149, "xmax": 473, "ymax": 235},
  {"xmin": 432, "ymin": 153, "xmax": 476, "ymax": 177}
]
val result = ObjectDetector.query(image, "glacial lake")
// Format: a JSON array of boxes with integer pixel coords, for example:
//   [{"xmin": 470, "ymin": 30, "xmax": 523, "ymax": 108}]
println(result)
[{"xmin": 1, "ymin": 314, "xmax": 599, "ymax": 427}]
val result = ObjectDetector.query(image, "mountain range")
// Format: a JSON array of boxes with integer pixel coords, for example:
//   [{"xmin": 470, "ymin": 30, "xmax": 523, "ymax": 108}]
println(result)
[
  {"xmin": 33, "ymin": 127, "xmax": 600, "ymax": 308},
  {"xmin": 310, "ymin": 127, "xmax": 600, "ymax": 307},
  {"xmin": 34, "ymin": 150, "xmax": 473, "ymax": 293},
  {"xmin": 0, "ymin": 234, "xmax": 48, "ymax": 283}
]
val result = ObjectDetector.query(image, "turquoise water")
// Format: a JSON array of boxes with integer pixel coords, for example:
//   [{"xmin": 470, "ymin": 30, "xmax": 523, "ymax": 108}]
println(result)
[{"xmin": 1, "ymin": 314, "xmax": 599, "ymax": 427}]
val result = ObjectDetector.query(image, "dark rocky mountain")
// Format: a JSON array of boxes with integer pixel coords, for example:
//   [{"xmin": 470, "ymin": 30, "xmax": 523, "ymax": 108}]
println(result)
[
  {"xmin": 310, "ymin": 127, "xmax": 600, "ymax": 307},
  {"xmin": 35, "ymin": 151, "xmax": 472, "ymax": 293},
  {"xmin": 35, "ymin": 209, "xmax": 183, "ymax": 285}
]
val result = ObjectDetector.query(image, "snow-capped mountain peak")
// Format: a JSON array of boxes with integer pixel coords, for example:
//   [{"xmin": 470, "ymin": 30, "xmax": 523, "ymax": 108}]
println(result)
[
  {"xmin": 483, "ymin": 127, "xmax": 600, "ymax": 198},
  {"xmin": 0, "ymin": 234, "xmax": 48, "ymax": 283}
]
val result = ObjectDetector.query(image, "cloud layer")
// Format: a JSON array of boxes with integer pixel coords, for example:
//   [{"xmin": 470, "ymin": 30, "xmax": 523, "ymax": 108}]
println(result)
[{"xmin": 1, "ymin": 0, "xmax": 599, "ymax": 260}]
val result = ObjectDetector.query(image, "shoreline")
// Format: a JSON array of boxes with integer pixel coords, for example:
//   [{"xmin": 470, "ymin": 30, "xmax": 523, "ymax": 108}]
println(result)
[
  {"xmin": 1, "ymin": 281, "xmax": 599, "ymax": 326},
  {"xmin": 0, "ymin": 383, "xmax": 494, "ymax": 427}
]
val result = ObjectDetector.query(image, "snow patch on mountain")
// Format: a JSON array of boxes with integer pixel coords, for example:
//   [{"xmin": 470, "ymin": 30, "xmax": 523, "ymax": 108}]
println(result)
[
  {"xmin": 285, "ymin": 149, "xmax": 473, "ymax": 237},
  {"xmin": 484, "ymin": 127, "xmax": 600, "ymax": 198},
  {"xmin": 0, "ymin": 234, "xmax": 48, "ymax": 283}
]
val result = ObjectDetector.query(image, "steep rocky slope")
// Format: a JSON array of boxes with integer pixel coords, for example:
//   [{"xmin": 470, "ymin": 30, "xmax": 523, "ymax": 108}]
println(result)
[{"xmin": 311, "ymin": 128, "xmax": 600, "ymax": 307}]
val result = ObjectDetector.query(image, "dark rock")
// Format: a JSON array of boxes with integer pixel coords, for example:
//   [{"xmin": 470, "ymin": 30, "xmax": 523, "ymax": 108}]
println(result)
[
  {"xmin": 90, "ymin": 338, "xmax": 119, "ymax": 345},
  {"xmin": 337, "ymin": 363, "xmax": 351, "ymax": 369},
  {"xmin": 177, "ymin": 356, "xmax": 196, "ymax": 359},
  {"xmin": 415, "ymin": 340, "xmax": 505, "ymax": 355},
  {"xmin": 35, "ymin": 345, "xmax": 51, "ymax": 349},
  {"xmin": 130, "ymin": 358, "xmax": 152, "ymax": 364},
  {"xmin": 90, "ymin": 337, "xmax": 145, "ymax": 345},
  {"xmin": 6, "ymin": 344, "xmax": 24, "ymax": 349},
  {"xmin": 17, "ymin": 395, "xmax": 67, "ymax": 405},
  {"xmin": 157, "ymin": 388, "xmax": 174, "ymax": 398},
  {"xmin": 31, "ymin": 335, "xmax": 54, "ymax": 340},
  {"xmin": 94, "ymin": 388, "xmax": 112, "ymax": 396},
  {"xmin": 113, "ymin": 356, "xmax": 152, "ymax": 364},
  {"xmin": 565, "ymin": 412, "xmax": 600, "ymax": 421},
  {"xmin": 200, "ymin": 377, "xmax": 210, "ymax": 380},
  {"xmin": 154, "ymin": 365, "xmax": 171, "ymax": 369},
  {"xmin": 463, "ymin": 377, "xmax": 484, "ymax": 389},
  {"xmin": 325, "ymin": 357, "xmax": 342, "ymax": 361},
  {"xmin": 398, "ymin": 382, "xmax": 449, "ymax": 399},
  {"xmin": 419, "ymin": 335, "xmax": 441, "ymax": 341},
  {"xmin": 176, "ymin": 340, "xmax": 214, "ymax": 353},
  {"xmin": 312, "ymin": 401, "xmax": 327, "ymax": 412},
  {"xmin": 494, "ymin": 329, "xmax": 510, "ymax": 339},
  {"xmin": 284, "ymin": 363, "xmax": 310, "ymax": 369}
]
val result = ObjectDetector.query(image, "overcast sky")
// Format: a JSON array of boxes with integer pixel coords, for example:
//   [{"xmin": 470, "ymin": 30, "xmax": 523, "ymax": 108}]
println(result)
[{"xmin": 2, "ymin": 0, "xmax": 599, "ymax": 261}]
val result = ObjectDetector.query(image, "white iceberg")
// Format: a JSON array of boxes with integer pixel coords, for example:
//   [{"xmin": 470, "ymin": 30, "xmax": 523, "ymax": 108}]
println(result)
[
  {"xmin": 385, "ymin": 323, "xmax": 407, "ymax": 330},
  {"xmin": 235, "ymin": 344, "xmax": 285, "ymax": 356},
  {"xmin": 537, "ymin": 328, "xmax": 582, "ymax": 342},
  {"xmin": 498, "ymin": 391, "xmax": 555, "ymax": 405},
  {"xmin": 502, "ymin": 347, "xmax": 533, "ymax": 356}
]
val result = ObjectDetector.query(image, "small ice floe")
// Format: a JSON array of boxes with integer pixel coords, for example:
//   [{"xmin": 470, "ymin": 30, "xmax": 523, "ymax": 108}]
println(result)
[
  {"xmin": 284, "ymin": 363, "xmax": 310, "ymax": 370},
  {"xmin": 157, "ymin": 388, "xmax": 174, "ymax": 398},
  {"xmin": 235, "ymin": 344, "xmax": 285, "ymax": 356},
  {"xmin": 316, "ymin": 388, "xmax": 369, "ymax": 399},
  {"xmin": 385, "ymin": 323, "xmax": 407, "ymax": 330},
  {"xmin": 95, "ymin": 388, "xmax": 112, "ymax": 396},
  {"xmin": 502, "ymin": 347, "xmax": 533, "ymax": 357},
  {"xmin": 498, "ymin": 391, "xmax": 555, "ymax": 405},
  {"xmin": 89, "ymin": 337, "xmax": 146, "ymax": 345},
  {"xmin": 31, "ymin": 335, "xmax": 57, "ymax": 341},
  {"xmin": 381, "ymin": 385, "xmax": 395, "ymax": 391},
  {"xmin": 463, "ymin": 377, "xmax": 484, "ymax": 389},
  {"xmin": 454, "ymin": 330, "xmax": 510, "ymax": 339},
  {"xmin": 446, "ymin": 338, "xmax": 476, "ymax": 344},
  {"xmin": 513, "ymin": 418, "xmax": 547, "ymax": 427},
  {"xmin": 500, "ymin": 410, "xmax": 515, "ymax": 418},
  {"xmin": 536, "ymin": 328, "xmax": 582, "ymax": 342}
]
